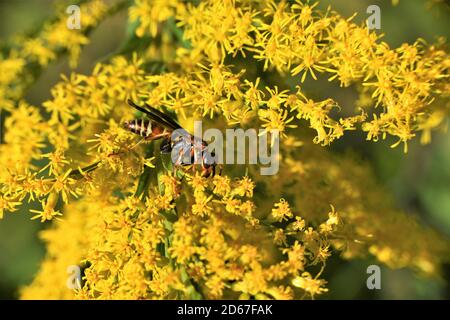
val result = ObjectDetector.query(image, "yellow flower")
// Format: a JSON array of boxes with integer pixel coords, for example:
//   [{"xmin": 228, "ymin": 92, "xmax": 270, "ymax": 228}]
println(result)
[
  {"xmin": 291, "ymin": 216, "xmax": 305, "ymax": 231},
  {"xmin": 0, "ymin": 55, "xmax": 25, "ymax": 86},
  {"xmin": 30, "ymin": 193, "xmax": 62, "ymax": 222},
  {"xmin": 192, "ymin": 193, "xmax": 213, "ymax": 216},
  {"xmin": 22, "ymin": 39, "xmax": 56, "ymax": 66},
  {"xmin": 270, "ymin": 198, "xmax": 293, "ymax": 222},
  {"xmin": 0, "ymin": 195, "xmax": 22, "ymax": 219},
  {"xmin": 129, "ymin": 0, "xmax": 180, "ymax": 38},
  {"xmin": 143, "ymin": 157, "xmax": 156, "ymax": 168},
  {"xmin": 50, "ymin": 170, "xmax": 79, "ymax": 204},
  {"xmin": 212, "ymin": 175, "xmax": 231, "ymax": 196},
  {"xmin": 292, "ymin": 272, "xmax": 328, "ymax": 299}
]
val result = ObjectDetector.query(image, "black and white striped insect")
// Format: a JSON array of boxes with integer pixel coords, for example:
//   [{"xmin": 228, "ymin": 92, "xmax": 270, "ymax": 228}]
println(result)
[{"xmin": 124, "ymin": 99, "xmax": 217, "ymax": 177}]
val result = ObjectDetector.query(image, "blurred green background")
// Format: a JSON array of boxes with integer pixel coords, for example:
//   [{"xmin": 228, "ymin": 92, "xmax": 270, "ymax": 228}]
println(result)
[{"xmin": 0, "ymin": 0, "xmax": 448, "ymax": 299}]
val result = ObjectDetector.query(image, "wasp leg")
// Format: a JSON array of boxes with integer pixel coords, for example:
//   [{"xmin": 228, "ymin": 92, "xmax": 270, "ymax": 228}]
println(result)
[
  {"xmin": 201, "ymin": 167, "xmax": 211, "ymax": 178},
  {"xmin": 145, "ymin": 133, "xmax": 170, "ymax": 141},
  {"xmin": 109, "ymin": 130, "xmax": 171, "ymax": 157},
  {"xmin": 171, "ymin": 148, "xmax": 185, "ymax": 176},
  {"xmin": 108, "ymin": 137, "xmax": 147, "ymax": 157},
  {"xmin": 199, "ymin": 158, "xmax": 210, "ymax": 177},
  {"xmin": 129, "ymin": 137, "xmax": 147, "ymax": 151}
]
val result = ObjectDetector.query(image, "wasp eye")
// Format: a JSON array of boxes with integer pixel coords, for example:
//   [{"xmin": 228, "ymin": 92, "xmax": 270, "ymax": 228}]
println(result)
[{"xmin": 123, "ymin": 121, "xmax": 131, "ymax": 129}]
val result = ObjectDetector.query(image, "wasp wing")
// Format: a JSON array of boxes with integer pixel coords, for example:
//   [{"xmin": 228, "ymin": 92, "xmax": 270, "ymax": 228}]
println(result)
[
  {"xmin": 143, "ymin": 103, "xmax": 183, "ymax": 130},
  {"xmin": 126, "ymin": 99, "xmax": 182, "ymax": 131}
]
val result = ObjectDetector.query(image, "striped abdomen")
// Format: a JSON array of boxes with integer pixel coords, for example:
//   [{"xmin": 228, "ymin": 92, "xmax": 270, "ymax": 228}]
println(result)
[{"xmin": 123, "ymin": 119, "xmax": 168, "ymax": 140}]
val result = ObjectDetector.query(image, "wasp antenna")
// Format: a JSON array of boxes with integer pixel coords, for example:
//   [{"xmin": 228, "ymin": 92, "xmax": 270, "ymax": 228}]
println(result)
[
  {"xmin": 127, "ymin": 99, "xmax": 144, "ymax": 111},
  {"xmin": 127, "ymin": 99, "xmax": 151, "ymax": 117}
]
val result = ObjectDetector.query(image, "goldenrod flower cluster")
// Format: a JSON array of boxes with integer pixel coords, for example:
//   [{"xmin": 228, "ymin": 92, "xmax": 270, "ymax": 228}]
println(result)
[{"xmin": 0, "ymin": 0, "xmax": 448, "ymax": 299}]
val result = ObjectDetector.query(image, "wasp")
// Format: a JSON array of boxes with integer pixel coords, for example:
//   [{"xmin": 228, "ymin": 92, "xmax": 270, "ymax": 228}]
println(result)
[{"xmin": 123, "ymin": 99, "xmax": 217, "ymax": 177}]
